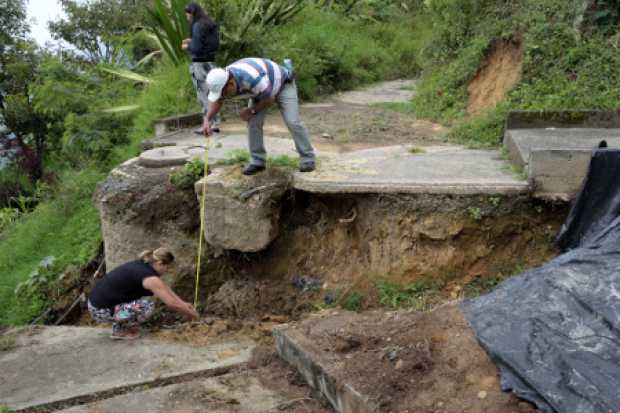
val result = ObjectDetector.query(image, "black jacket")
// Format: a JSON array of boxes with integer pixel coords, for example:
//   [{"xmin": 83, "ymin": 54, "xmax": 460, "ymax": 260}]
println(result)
[{"xmin": 189, "ymin": 20, "xmax": 219, "ymax": 62}]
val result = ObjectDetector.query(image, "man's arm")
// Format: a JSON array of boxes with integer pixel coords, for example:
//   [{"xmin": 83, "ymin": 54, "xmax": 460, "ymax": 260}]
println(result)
[
  {"xmin": 240, "ymin": 97, "xmax": 275, "ymax": 121},
  {"xmin": 203, "ymin": 100, "xmax": 223, "ymax": 135},
  {"xmin": 143, "ymin": 276, "xmax": 199, "ymax": 319}
]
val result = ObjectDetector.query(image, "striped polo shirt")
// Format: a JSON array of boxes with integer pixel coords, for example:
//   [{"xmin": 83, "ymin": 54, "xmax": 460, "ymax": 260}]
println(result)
[{"xmin": 227, "ymin": 58, "xmax": 291, "ymax": 101}]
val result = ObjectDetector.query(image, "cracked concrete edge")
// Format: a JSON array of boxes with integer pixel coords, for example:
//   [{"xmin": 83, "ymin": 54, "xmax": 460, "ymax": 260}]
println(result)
[
  {"xmin": 292, "ymin": 178, "xmax": 530, "ymax": 195},
  {"xmin": 20, "ymin": 365, "xmax": 236, "ymax": 413},
  {"xmin": 273, "ymin": 326, "xmax": 378, "ymax": 413}
]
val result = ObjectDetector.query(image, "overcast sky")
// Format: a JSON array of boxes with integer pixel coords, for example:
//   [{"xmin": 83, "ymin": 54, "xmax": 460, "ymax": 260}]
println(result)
[{"xmin": 26, "ymin": 0, "xmax": 65, "ymax": 47}]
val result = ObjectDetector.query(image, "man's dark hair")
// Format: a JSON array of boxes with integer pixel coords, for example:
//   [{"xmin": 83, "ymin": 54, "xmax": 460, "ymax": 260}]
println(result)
[{"xmin": 184, "ymin": 2, "xmax": 216, "ymax": 29}]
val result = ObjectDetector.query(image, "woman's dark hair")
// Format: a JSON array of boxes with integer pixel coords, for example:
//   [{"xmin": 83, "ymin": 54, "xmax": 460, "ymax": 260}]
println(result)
[{"xmin": 184, "ymin": 2, "xmax": 216, "ymax": 29}]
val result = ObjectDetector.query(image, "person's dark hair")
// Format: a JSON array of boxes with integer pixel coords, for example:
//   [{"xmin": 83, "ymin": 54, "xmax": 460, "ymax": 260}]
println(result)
[{"xmin": 184, "ymin": 2, "xmax": 216, "ymax": 29}]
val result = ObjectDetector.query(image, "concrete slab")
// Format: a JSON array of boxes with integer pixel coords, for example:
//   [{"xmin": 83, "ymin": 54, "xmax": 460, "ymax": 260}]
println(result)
[
  {"xmin": 294, "ymin": 145, "xmax": 529, "ymax": 195},
  {"xmin": 528, "ymin": 149, "xmax": 592, "ymax": 201},
  {"xmin": 335, "ymin": 79, "xmax": 416, "ymax": 105},
  {"xmin": 143, "ymin": 132, "xmax": 330, "ymax": 164},
  {"xmin": 59, "ymin": 373, "xmax": 284, "ymax": 413},
  {"xmin": 0, "ymin": 326, "xmax": 255, "ymax": 411},
  {"xmin": 504, "ymin": 127, "xmax": 620, "ymax": 168}
]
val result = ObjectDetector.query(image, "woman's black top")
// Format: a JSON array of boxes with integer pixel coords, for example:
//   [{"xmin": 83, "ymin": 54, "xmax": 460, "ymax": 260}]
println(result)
[
  {"xmin": 88, "ymin": 260, "xmax": 159, "ymax": 309},
  {"xmin": 189, "ymin": 20, "xmax": 219, "ymax": 62}
]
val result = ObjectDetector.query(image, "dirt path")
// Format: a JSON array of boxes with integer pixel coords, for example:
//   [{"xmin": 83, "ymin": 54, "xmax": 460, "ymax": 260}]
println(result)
[{"xmin": 219, "ymin": 79, "xmax": 448, "ymax": 153}]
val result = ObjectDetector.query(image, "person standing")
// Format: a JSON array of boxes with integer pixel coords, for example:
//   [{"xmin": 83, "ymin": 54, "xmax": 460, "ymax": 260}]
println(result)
[
  {"xmin": 182, "ymin": 2, "xmax": 219, "ymax": 135},
  {"xmin": 88, "ymin": 248, "xmax": 199, "ymax": 340},
  {"xmin": 203, "ymin": 58, "xmax": 316, "ymax": 175}
]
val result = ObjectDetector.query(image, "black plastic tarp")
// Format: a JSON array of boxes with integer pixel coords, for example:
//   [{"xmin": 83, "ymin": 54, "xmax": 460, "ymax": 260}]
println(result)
[{"xmin": 463, "ymin": 149, "xmax": 620, "ymax": 413}]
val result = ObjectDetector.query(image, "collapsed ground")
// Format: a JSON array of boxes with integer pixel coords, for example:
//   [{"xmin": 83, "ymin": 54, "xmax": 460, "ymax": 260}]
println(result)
[{"xmin": 22, "ymin": 78, "xmax": 566, "ymax": 412}]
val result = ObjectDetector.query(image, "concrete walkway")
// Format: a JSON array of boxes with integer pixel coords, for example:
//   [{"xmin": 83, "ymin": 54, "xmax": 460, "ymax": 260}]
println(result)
[
  {"xmin": 141, "ymin": 133, "xmax": 526, "ymax": 196},
  {"xmin": 0, "ymin": 327, "xmax": 255, "ymax": 411}
]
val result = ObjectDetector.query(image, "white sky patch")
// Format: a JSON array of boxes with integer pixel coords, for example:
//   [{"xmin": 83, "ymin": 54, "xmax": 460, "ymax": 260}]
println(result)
[{"xmin": 26, "ymin": 0, "xmax": 65, "ymax": 48}]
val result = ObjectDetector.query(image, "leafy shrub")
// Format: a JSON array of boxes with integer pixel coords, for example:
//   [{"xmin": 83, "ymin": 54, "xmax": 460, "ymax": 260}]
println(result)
[
  {"xmin": 169, "ymin": 159, "xmax": 206, "ymax": 189},
  {"xmin": 62, "ymin": 112, "xmax": 132, "ymax": 166},
  {"xmin": 0, "ymin": 164, "xmax": 34, "ymax": 207}
]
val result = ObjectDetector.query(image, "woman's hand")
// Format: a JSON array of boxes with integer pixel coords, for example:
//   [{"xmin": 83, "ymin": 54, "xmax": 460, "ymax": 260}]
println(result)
[{"xmin": 182, "ymin": 302, "xmax": 200, "ymax": 319}]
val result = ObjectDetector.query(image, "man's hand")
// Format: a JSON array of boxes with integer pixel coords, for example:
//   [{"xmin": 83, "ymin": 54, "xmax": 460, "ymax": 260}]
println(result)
[
  {"xmin": 240, "ymin": 108, "xmax": 254, "ymax": 122},
  {"xmin": 181, "ymin": 38, "xmax": 191, "ymax": 49}
]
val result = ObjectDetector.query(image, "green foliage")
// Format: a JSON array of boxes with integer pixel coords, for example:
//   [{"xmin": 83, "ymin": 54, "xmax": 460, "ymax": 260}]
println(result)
[
  {"xmin": 146, "ymin": 0, "xmax": 189, "ymax": 66},
  {"xmin": 169, "ymin": 159, "xmax": 206, "ymax": 189},
  {"xmin": 341, "ymin": 292, "xmax": 363, "ymax": 312},
  {"xmin": 0, "ymin": 164, "xmax": 35, "ymax": 207},
  {"xmin": 203, "ymin": 0, "xmax": 306, "ymax": 63},
  {"xmin": 267, "ymin": 155, "xmax": 299, "ymax": 169},
  {"xmin": 129, "ymin": 63, "xmax": 199, "ymax": 152},
  {"xmin": 0, "ymin": 169, "xmax": 103, "ymax": 325},
  {"xmin": 378, "ymin": 280, "xmax": 438, "ymax": 311},
  {"xmin": 49, "ymin": 0, "xmax": 150, "ymax": 63},
  {"xmin": 265, "ymin": 7, "xmax": 420, "ymax": 99},
  {"xmin": 466, "ymin": 206, "xmax": 483, "ymax": 221},
  {"xmin": 0, "ymin": 335, "xmax": 17, "ymax": 352},
  {"xmin": 62, "ymin": 111, "xmax": 132, "ymax": 166},
  {"xmin": 411, "ymin": 0, "xmax": 620, "ymax": 146},
  {"xmin": 214, "ymin": 149, "xmax": 251, "ymax": 166}
]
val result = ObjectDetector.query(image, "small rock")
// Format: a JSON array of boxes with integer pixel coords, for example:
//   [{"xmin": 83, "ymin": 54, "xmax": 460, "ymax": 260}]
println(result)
[
  {"xmin": 436, "ymin": 401, "xmax": 444, "ymax": 408},
  {"xmin": 395, "ymin": 359, "xmax": 404, "ymax": 370},
  {"xmin": 321, "ymin": 133, "xmax": 333, "ymax": 139},
  {"xmin": 477, "ymin": 390, "xmax": 488, "ymax": 400},
  {"xmin": 387, "ymin": 349, "xmax": 398, "ymax": 361}
]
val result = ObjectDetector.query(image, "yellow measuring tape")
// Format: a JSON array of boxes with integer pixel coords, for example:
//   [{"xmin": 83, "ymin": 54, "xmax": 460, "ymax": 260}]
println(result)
[{"xmin": 194, "ymin": 141, "xmax": 210, "ymax": 308}]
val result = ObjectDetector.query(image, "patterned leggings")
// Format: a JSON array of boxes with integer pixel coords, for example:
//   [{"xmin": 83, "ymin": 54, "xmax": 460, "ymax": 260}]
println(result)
[{"xmin": 88, "ymin": 299, "xmax": 155, "ymax": 333}]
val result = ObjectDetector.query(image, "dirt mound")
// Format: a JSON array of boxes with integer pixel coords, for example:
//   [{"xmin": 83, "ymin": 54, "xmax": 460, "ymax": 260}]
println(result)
[
  {"xmin": 467, "ymin": 37, "xmax": 524, "ymax": 115},
  {"xmin": 297, "ymin": 305, "xmax": 539, "ymax": 413},
  {"xmin": 205, "ymin": 278, "xmax": 322, "ymax": 319}
]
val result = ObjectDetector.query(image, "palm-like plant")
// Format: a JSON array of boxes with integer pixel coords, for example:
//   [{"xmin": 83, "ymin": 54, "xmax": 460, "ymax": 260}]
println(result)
[{"xmin": 146, "ymin": 0, "xmax": 190, "ymax": 66}]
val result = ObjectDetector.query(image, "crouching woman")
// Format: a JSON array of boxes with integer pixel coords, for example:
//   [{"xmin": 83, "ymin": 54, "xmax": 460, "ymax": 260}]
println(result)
[{"xmin": 87, "ymin": 248, "xmax": 199, "ymax": 340}]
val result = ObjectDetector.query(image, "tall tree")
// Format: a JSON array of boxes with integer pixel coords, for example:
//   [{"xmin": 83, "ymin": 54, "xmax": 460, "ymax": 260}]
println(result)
[{"xmin": 49, "ymin": 0, "xmax": 150, "ymax": 64}]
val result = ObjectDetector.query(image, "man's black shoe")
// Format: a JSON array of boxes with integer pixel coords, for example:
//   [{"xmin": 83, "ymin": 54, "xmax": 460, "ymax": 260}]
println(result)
[
  {"xmin": 242, "ymin": 164, "xmax": 266, "ymax": 176},
  {"xmin": 299, "ymin": 163, "xmax": 315, "ymax": 173}
]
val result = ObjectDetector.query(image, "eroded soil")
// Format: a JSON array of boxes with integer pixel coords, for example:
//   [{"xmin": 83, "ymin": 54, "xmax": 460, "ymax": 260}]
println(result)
[{"xmin": 294, "ymin": 305, "xmax": 539, "ymax": 413}]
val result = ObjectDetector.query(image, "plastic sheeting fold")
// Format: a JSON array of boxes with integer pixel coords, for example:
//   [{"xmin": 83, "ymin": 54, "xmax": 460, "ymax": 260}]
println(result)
[{"xmin": 463, "ymin": 149, "xmax": 620, "ymax": 413}]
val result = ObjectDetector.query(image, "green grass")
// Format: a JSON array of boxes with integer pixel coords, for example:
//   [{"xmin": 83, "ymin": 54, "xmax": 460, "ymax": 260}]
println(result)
[
  {"xmin": 267, "ymin": 155, "xmax": 299, "ymax": 170},
  {"xmin": 378, "ymin": 280, "xmax": 440, "ymax": 311},
  {"xmin": 0, "ymin": 169, "xmax": 103, "ymax": 325},
  {"xmin": 0, "ymin": 335, "xmax": 16, "ymax": 352}
]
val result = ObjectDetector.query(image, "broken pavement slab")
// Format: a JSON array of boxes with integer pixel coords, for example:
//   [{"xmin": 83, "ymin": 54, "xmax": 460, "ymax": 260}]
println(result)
[
  {"xmin": 502, "ymin": 110, "xmax": 620, "ymax": 200},
  {"xmin": 58, "ymin": 373, "xmax": 285, "ymax": 413},
  {"xmin": 0, "ymin": 326, "xmax": 255, "ymax": 411},
  {"xmin": 294, "ymin": 145, "xmax": 529, "ymax": 195}
]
